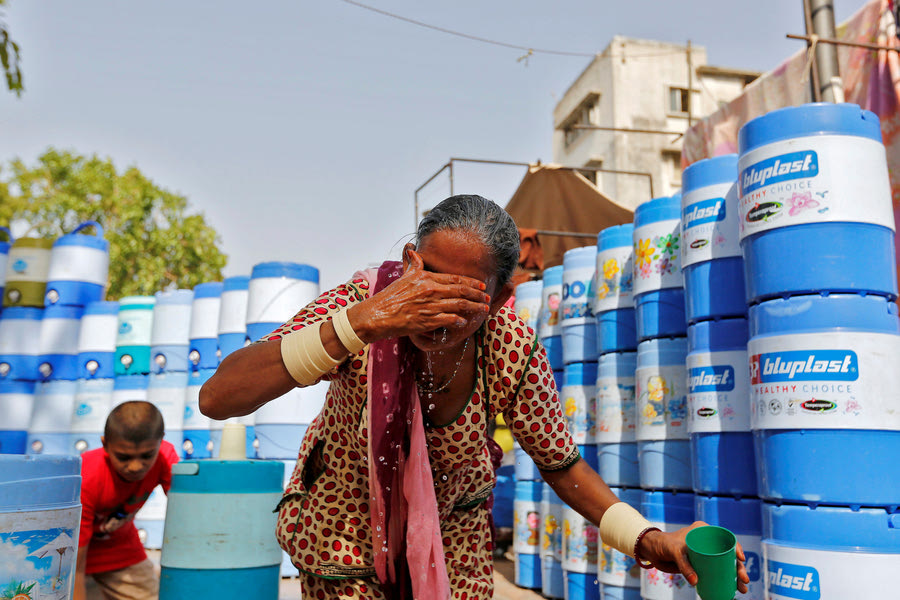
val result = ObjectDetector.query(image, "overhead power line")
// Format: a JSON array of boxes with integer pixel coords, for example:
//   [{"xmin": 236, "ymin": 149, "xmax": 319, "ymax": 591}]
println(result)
[{"xmin": 336, "ymin": 0, "xmax": 595, "ymax": 58}]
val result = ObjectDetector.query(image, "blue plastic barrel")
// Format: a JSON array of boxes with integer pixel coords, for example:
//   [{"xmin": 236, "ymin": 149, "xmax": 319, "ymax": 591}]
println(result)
[
  {"xmin": 38, "ymin": 304, "xmax": 84, "ymax": 380},
  {"xmin": 687, "ymin": 318, "xmax": 756, "ymax": 497},
  {"xmin": 635, "ymin": 338, "xmax": 691, "ymax": 491},
  {"xmin": 188, "ymin": 282, "xmax": 223, "ymax": 371},
  {"xmin": 632, "ymin": 196, "xmax": 687, "ymax": 341},
  {"xmin": 695, "ymin": 495, "xmax": 763, "ymax": 600},
  {"xmin": 159, "ymin": 460, "xmax": 283, "ymax": 600},
  {"xmin": 596, "ymin": 351, "xmax": 639, "ymax": 487},
  {"xmin": 115, "ymin": 296, "xmax": 156, "ymax": 376},
  {"xmin": 749, "ymin": 293, "xmax": 900, "ymax": 506},
  {"xmin": 148, "ymin": 371, "xmax": 188, "ymax": 455},
  {"xmin": 0, "ymin": 455, "xmax": 82, "ymax": 598},
  {"xmin": 738, "ymin": 103, "xmax": 897, "ymax": 304},
  {"xmin": 217, "ymin": 275, "xmax": 250, "ymax": 360},
  {"xmin": 596, "ymin": 308, "xmax": 637, "ymax": 355},
  {"xmin": 77, "ymin": 301, "xmax": 119, "ymax": 379},
  {"xmin": 0, "ymin": 380, "xmax": 35, "ymax": 453},
  {"xmin": 182, "ymin": 369, "xmax": 214, "ymax": 459},
  {"xmin": 69, "ymin": 377, "xmax": 114, "ymax": 455},
  {"xmin": 514, "ymin": 279, "xmax": 543, "ymax": 333},
  {"xmin": 45, "ymin": 221, "xmax": 109, "ymax": 307},
  {"xmin": 681, "ymin": 154, "xmax": 746, "ymax": 323},
  {"xmin": 150, "ymin": 289, "xmax": 194, "ymax": 374},
  {"xmin": 246, "ymin": 262, "xmax": 319, "ymax": 341},
  {"xmin": 562, "ymin": 246, "xmax": 598, "ymax": 363},
  {"xmin": 598, "ymin": 487, "xmax": 642, "ymax": 591},
  {"xmin": 762, "ymin": 502, "xmax": 900, "ymax": 599},
  {"xmin": 0, "ymin": 307, "xmax": 43, "ymax": 381},
  {"xmin": 540, "ymin": 482, "xmax": 565, "ymax": 599},
  {"xmin": 595, "ymin": 224, "xmax": 635, "ymax": 313},
  {"xmin": 640, "ymin": 491, "xmax": 694, "ymax": 599},
  {"xmin": 561, "ymin": 362, "xmax": 599, "ymax": 444},
  {"xmin": 539, "ymin": 266, "xmax": 564, "ymax": 370},
  {"xmin": 27, "ymin": 380, "xmax": 78, "ymax": 455},
  {"xmin": 514, "ymin": 480, "xmax": 543, "ymax": 589}
]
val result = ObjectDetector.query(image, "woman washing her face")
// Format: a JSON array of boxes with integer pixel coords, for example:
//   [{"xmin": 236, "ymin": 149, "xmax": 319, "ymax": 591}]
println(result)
[{"xmin": 200, "ymin": 195, "xmax": 748, "ymax": 599}]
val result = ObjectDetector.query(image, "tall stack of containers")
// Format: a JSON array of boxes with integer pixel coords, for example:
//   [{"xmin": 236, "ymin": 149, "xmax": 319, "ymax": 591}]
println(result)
[
  {"xmin": 560, "ymin": 246, "xmax": 602, "ymax": 600},
  {"xmin": 594, "ymin": 225, "xmax": 640, "ymax": 492},
  {"xmin": 183, "ymin": 282, "xmax": 222, "ymax": 459},
  {"xmin": 540, "ymin": 482, "xmax": 565, "ymax": 599},
  {"xmin": 640, "ymin": 491, "xmax": 694, "ymax": 600},
  {"xmin": 597, "ymin": 488, "xmax": 642, "ymax": 600},
  {"xmin": 212, "ymin": 275, "xmax": 254, "ymax": 458},
  {"xmin": 680, "ymin": 154, "xmax": 761, "ymax": 600},
  {"xmin": 149, "ymin": 289, "xmax": 194, "ymax": 452},
  {"xmin": 0, "ymin": 226, "xmax": 11, "ymax": 307},
  {"xmin": 70, "ymin": 301, "xmax": 119, "ymax": 455},
  {"xmin": 512, "ymin": 281, "xmax": 544, "ymax": 587},
  {"xmin": 738, "ymin": 103, "xmax": 900, "ymax": 598},
  {"xmin": 632, "ymin": 196, "xmax": 691, "ymax": 493},
  {"xmin": 246, "ymin": 262, "xmax": 322, "ymax": 461}
]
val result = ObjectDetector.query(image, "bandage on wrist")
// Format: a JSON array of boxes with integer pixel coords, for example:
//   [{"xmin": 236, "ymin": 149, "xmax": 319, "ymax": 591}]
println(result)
[
  {"xmin": 333, "ymin": 309, "xmax": 366, "ymax": 354},
  {"xmin": 599, "ymin": 501, "xmax": 655, "ymax": 559},
  {"xmin": 280, "ymin": 321, "xmax": 342, "ymax": 386}
]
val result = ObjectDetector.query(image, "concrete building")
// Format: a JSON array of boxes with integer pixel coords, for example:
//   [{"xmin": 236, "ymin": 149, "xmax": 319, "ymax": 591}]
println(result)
[{"xmin": 552, "ymin": 36, "xmax": 759, "ymax": 210}]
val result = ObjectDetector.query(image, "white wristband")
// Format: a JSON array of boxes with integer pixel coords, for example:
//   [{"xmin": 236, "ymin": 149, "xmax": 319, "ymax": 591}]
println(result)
[
  {"xmin": 599, "ymin": 501, "xmax": 654, "ymax": 558},
  {"xmin": 333, "ymin": 309, "xmax": 366, "ymax": 355},
  {"xmin": 280, "ymin": 321, "xmax": 342, "ymax": 386}
]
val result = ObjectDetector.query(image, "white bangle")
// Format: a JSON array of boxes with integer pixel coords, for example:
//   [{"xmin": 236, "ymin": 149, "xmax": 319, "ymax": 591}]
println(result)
[
  {"xmin": 599, "ymin": 501, "xmax": 654, "ymax": 558},
  {"xmin": 333, "ymin": 309, "xmax": 366, "ymax": 355},
  {"xmin": 280, "ymin": 321, "xmax": 342, "ymax": 386}
]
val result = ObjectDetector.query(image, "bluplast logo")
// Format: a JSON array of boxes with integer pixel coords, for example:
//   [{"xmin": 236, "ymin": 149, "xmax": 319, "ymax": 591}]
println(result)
[
  {"xmin": 688, "ymin": 365, "xmax": 735, "ymax": 392},
  {"xmin": 749, "ymin": 350, "xmax": 858, "ymax": 384},
  {"xmin": 767, "ymin": 560, "xmax": 820, "ymax": 599},
  {"xmin": 741, "ymin": 150, "xmax": 819, "ymax": 195},
  {"xmin": 682, "ymin": 198, "xmax": 726, "ymax": 229}
]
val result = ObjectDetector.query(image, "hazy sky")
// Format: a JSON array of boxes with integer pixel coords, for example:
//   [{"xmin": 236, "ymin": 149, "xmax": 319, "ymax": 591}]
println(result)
[{"xmin": 0, "ymin": 1, "xmax": 861, "ymax": 291}]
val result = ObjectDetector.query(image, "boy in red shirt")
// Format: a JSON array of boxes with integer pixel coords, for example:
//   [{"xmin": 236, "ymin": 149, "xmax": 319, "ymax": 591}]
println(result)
[{"xmin": 74, "ymin": 401, "xmax": 179, "ymax": 600}]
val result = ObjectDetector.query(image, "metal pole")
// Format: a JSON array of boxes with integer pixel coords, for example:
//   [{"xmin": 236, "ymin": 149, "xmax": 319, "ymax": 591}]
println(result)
[
  {"xmin": 449, "ymin": 160, "xmax": 455, "ymax": 197},
  {"xmin": 414, "ymin": 162, "xmax": 451, "ymax": 227},
  {"xmin": 809, "ymin": 0, "xmax": 842, "ymax": 103}
]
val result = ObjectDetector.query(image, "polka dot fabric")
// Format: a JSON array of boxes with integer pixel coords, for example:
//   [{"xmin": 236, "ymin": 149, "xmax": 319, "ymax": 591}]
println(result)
[{"xmin": 268, "ymin": 277, "xmax": 579, "ymax": 595}]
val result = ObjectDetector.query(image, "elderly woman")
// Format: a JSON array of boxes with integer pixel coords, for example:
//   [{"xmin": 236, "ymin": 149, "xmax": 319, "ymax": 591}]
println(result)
[{"xmin": 200, "ymin": 195, "xmax": 748, "ymax": 599}]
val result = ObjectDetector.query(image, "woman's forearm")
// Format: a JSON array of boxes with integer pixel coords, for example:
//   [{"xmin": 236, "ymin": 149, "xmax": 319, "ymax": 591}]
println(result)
[{"xmin": 539, "ymin": 457, "xmax": 621, "ymax": 526}]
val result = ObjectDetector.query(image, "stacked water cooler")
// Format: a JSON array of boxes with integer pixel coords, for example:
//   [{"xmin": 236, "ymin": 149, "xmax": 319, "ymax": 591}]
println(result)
[
  {"xmin": 212, "ymin": 275, "xmax": 255, "ymax": 457},
  {"xmin": 509, "ymin": 279, "xmax": 544, "ymax": 585},
  {"xmin": 560, "ymin": 246, "xmax": 601, "ymax": 600},
  {"xmin": 245, "ymin": 262, "xmax": 326, "ymax": 577},
  {"xmin": 680, "ymin": 155, "xmax": 764, "ymax": 600},
  {"xmin": 182, "ymin": 282, "xmax": 223, "ymax": 460},
  {"xmin": 593, "ymin": 225, "xmax": 641, "ymax": 600},
  {"xmin": 631, "ymin": 196, "xmax": 694, "ymax": 600},
  {"xmin": 738, "ymin": 103, "xmax": 900, "ymax": 599}
]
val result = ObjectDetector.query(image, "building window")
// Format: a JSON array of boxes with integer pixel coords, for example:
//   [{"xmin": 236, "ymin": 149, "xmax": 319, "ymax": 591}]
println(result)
[
  {"xmin": 578, "ymin": 159, "xmax": 604, "ymax": 186},
  {"xmin": 560, "ymin": 92, "xmax": 601, "ymax": 148},
  {"xmin": 668, "ymin": 87, "xmax": 691, "ymax": 114},
  {"xmin": 662, "ymin": 151, "xmax": 682, "ymax": 192}
]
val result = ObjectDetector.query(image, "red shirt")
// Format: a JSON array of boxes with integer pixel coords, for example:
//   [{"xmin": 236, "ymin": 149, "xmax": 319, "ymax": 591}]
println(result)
[{"xmin": 79, "ymin": 441, "xmax": 179, "ymax": 574}]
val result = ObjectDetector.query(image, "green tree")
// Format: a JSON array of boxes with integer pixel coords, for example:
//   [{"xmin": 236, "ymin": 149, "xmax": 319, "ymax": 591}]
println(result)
[
  {"xmin": 0, "ymin": 0, "xmax": 23, "ymax": 96},
  {"xmin": 0, "ymin": 148, "xmax": 227, "ymax": 299}
]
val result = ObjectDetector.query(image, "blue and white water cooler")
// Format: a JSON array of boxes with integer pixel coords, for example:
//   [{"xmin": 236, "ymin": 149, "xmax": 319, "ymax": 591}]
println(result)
[
  {"xmin": 538, "ymin": 266, "xmax": 564, "ymax": 371},
  {"xmin": 44, "ymin": 220, "xmax": 109, "ymax": 308},
  {"xmin": 188, "ymin": 282, "xmax": 223, "ymax": 371},
  {"xmin": 150, "ymin": 289, "xmax": 194, "ymax": 374},
  {"xmin": 562, "ymin": 246, "xmax": 599, "ymax": 364}
]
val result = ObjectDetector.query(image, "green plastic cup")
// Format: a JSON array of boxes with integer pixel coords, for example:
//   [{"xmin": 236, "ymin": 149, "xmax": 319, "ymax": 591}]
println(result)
[{"xmin": 685, "ymin": 525, "xmax": 737, "ymax": 600}]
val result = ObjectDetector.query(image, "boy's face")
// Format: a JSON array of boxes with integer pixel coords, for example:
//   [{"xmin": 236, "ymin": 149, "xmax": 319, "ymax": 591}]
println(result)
[{"xmin": 102, "ymin": 437, "xmax": 162, "ymax": 483}]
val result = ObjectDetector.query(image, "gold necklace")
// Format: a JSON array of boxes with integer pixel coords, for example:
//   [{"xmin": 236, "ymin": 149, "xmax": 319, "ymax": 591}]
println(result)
[{"xmin": 415, "ymin": 337, "xmax": 470, "ymax": 395}]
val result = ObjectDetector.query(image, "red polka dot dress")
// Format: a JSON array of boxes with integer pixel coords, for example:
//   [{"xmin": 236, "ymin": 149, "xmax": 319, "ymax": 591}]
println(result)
[{"xmin": 268, "ymin": 277, "xmax": 579, "ymax": 598}]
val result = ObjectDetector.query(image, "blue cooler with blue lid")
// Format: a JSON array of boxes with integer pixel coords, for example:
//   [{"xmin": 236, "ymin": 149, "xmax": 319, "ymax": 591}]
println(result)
[
  {"xmin": 596, "ymin": 308, "xmax": 638, "ymax": 355},
  {"xmin": 595, "ymin": 225, "xmax": 636, "ymax": 313},
  {"xmin": 514, "ymin": 479, "xmax": 543, "ymax": 589},
  {"xmin": 217, "ymin": 275, "xmax": 250, "ymax": 360},
  {"xmin": 749, "ymin": 293, "xmax": 900, "ymax": 506},
  {"xmin": 150, "ymin": 289, "xmax": 194, "ymax": 374},
  {"xmin": 687, "ymin": 318, "xmax": 756, "ymax": 497},
  {"xmin": 561, "ymin": 362, "xmax": 599, "ymax": 445},
  {"xmin": 696, "ymin": 495, "xmax": 764, "ymax": 600},
  {"xmin": 635, "ymin": 337, "xmax": 691, "ymax": 491},
  {"xmin": 37, "ymin": 304, "xmax": 84, "ymax": 381},
  {"xmin": 596, "ymin": 351, "xmax": 639, "ymax": 487},
  {"xmin": 632, "ymin": 196, "xmax": 686, "ymax": 341},
  {"xmin": 562, "ymin": 246, "xmax": 599, "ymax": 364},
  {"xmin": 762, "ymin": 502, "xmax": 900, "ymax": 600},
  {"xmin": 182, "ymin": 369, "xmax": 215, "ymax": 459},
  {"xmin": 681, "ymin": 154, "xmax": 746, "ymax": 323},
  {"xmin": 77, "ymin": 301, "xmax": 119, "ymax": 379},
  {"xmin": 539, "ymin": 266, "xmax": 564, "ymax": 370},
  {"xmin": 0, "ymin": 307, "xmax": 43, "ymax": 381},
  {"xmin": 738, "ymin": 103, "xmax": 897, "ymax": 304},
  {"xmin": 44, "ymin": 220, "xmax": 109, "ymax": 307},
  {"xmin": 188, "ymin": 282, "xmax": 223, "ymax": 371}
]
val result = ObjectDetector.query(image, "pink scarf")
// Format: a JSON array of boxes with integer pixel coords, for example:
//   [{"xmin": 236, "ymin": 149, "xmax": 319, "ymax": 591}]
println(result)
[{"xmin": 359, "ymin": 261, "xmax": 451, "ymax": 600}]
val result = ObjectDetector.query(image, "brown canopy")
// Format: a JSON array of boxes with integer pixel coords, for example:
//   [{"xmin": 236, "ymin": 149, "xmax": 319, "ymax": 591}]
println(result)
[{"xmin": 505, "ymin": 164, "xmax": 634, "ymax": 274}]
